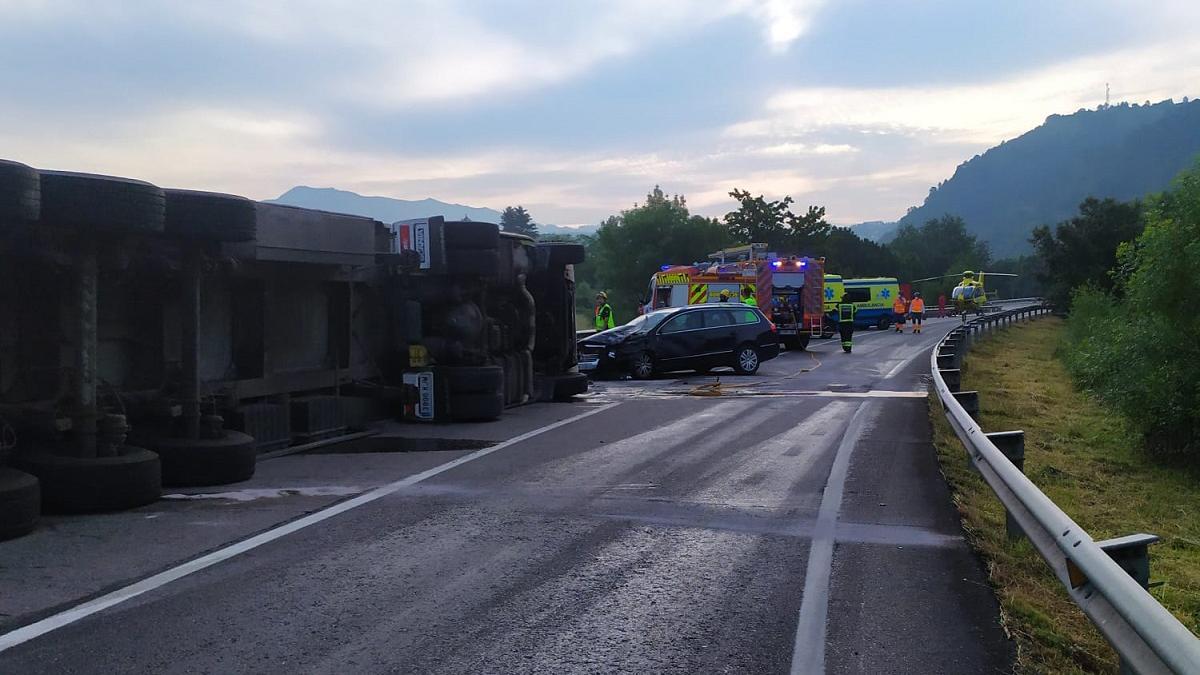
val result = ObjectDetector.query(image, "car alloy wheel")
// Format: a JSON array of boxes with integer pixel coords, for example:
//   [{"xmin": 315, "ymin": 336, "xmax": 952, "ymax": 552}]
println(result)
[
  {"xmin": 631, "ymin": 352, "xmax": 654, "ymax": 379},
  {"xmin": 735, "ymin": 346, "xmax": 759, "ymax": 374}
]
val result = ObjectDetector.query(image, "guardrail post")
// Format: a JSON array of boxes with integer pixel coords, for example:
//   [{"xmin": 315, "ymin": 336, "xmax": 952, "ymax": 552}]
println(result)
[
  {"xmin": 936, "ymin": 352, "xmax": 957, "ymax": 371},
  {"xmin": 939, "ymin": 368, "xmax": 961, "ymax": 392},
  {"xmin": 985, "ymin": 431, "xmax": 1026, "ymax": 540},
  {"xmin": 1094, "ymin": 533, "xmax": 1162, "ymax": 675},
  {"xmin": 1096, "ymin": 533, "xmax": 1160, "ymax": 590},
  {"xmin": 953, "ymin": 390, "xmax": 980, "ymax": 421}
]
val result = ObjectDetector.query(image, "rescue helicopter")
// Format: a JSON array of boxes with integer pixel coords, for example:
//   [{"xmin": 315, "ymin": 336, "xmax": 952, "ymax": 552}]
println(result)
[{"xmin": 910, "ymin": 270, "xmax": 1018, "ymax": 322}]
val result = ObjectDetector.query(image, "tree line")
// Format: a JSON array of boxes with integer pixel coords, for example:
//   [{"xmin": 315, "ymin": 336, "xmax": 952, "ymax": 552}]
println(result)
[
  {"xmin": 508, "ymin": 163, "xmax": 1200, "ymax": 463},
  {"xmin": 512, "ymin": 187, "xmax": 1036, "ymax": 321}
]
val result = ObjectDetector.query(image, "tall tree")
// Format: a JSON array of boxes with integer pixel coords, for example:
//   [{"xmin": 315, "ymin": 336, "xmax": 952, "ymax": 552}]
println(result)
[
  {"xmin": 591, "ymin": 186, "xmax": 734, "ymax": 318},
  {"xmin": 888, "ymin": 214, "xmax": 991, "ymax": 284},
  {"xmin": 812, "ymin": 227, "xmax": 899, "ymax": 278},
  {"xmin": 724, "ymin": 189, "xmax": 830, "ymax": 251},
  {"xmin": 1029, "ymin": 197, "xmax": 1144, "ymax": 308},
  {"xmin": 500, "ymin": 205, "xmax": 538, "ymax": 237}
]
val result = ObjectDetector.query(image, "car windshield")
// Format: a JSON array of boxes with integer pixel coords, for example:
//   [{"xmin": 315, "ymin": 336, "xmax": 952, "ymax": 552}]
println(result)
[{"xmin": 622, "ymin": 309, "xmax": 673, "ymax": 334}]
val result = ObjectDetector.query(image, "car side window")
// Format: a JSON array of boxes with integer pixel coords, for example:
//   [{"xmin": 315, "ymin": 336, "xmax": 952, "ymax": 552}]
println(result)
[
  {"xmin": 704, "ymin": 310, "xmax": 734, "ymax": 328},
  {"xmin": 734, "ymin": 309, "xmax": 759, "ymax": 325},
  {"xmin": 660, "ymin": 312, "xmax": 700, "ymax": 334}
]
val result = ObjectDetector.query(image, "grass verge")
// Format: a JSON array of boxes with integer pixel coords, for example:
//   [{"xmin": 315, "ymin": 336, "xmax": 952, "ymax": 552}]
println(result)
[{"xmin": 930, "ymin": 316, "xmax": 1200, "ymax": 674}]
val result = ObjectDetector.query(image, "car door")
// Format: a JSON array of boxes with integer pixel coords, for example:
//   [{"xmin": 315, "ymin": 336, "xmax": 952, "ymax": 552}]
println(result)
[
  {"xmin": 701, "ymin": 308, "xmax": 737, "ymax": 365},
  {"xmin": 654, "ymin": 310, "xmax": 704, "ymax": 367}
]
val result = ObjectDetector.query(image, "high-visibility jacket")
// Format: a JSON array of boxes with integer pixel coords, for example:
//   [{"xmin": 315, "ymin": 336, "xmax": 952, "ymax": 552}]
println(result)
[
  {"xmin": 910, "ymin": 297, "xmax": 925, "ymax": 313},
  {"xmin": 742, "ymin": 296, "xmax": 757, "ymax": 307},
  {"xmin": 837, "ymin": 303, "xmax": 856, "ymax": 323},
  {"xmin": 595, "ymin": 303, "xmax": 615, "ymax": 330},
  {"xmin": 892, "ymin": 298, "xmax": 908, "ymax": 315}
]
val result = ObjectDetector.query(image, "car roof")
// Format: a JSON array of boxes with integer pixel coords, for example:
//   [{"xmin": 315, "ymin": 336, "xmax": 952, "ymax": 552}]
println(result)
[{"xmin": 671, "ymin": 304, "xmax": 762, "ymax": 314}]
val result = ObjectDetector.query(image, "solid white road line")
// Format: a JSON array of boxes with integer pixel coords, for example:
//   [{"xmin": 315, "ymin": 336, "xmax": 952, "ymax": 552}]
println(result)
[
  {"xmin": 0, "ymin": 402, "xmax": 621, "ymax": 654},
  {"xmin": 790, "ymin": 400, "xmax": 876, "ymax": 675}
]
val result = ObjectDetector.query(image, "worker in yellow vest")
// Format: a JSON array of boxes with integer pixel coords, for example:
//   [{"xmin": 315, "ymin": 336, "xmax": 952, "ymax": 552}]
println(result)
[
  {"xmin": 837, "ymin": 295, "xmax": 856, "ymax": 353},
  {"xmin": 909, "ymin": 292, "xmax": 925, "ymax": 334},
  {"xmin": 892, "ymin": 295, "xmax": 909, "ymax": 333},
  {"xmin": 594, "ymin": 292, "xmax": 615, "ymax": 331},
  {"xmin": 740, "ymin": 286, "xmax": 757, "ymax": 307}
]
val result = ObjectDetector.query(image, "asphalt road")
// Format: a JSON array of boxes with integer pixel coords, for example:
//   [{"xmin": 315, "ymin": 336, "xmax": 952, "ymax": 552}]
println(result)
[{"xmin": 0, "ymin": 316, "xmax": 1013, "ymax": 674}]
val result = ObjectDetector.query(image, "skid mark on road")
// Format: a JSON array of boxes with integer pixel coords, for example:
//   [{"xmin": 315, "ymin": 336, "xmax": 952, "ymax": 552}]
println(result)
[
  {"xmin": 687, "ymin": 400, "xmax": 853, "ymax": 508},
  {"xmin": 529, "ymin": 399, "xmax": 757, "ymax": 485},
  {"xmin": 161, "ymin": 486, "xmax": 364, "ymax": 502}
]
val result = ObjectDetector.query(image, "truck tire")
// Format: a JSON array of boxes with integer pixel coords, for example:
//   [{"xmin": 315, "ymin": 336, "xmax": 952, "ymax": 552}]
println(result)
[
  {"xmin": 449, "ymin": 392, "xmax": 504, "ymax": 422},
  {"xmin": 133, "ymin": 431, "xmax": 256, "ymax": 487},
  {"xmin": 0, "ymin": 159, "xmax": 40, "ymax": 225},
  {"xmin": 540, "ymin": 242, "xmax": 586, "ymax": 267},
  {"xmin": 39, "ymin": 171, "xmax": 165, "ymax": 234},
  {"xmin": 164, "ymin": 189, "xmax": 256, "ymax": 241},
  {"xmin": 545, "ymin": 372, "xmax": 588, "ymax": 401},
  {"xmin": 0, "ymin": 468, "xmax": 40, "ymax": 541},
  {"xmin": 441, "ymin": 365, "xmax": 503, "ymax": 395},
  {"xmin": 445, "ymin": 249, "xmax": 500, "ymax": 277},
  {"xmin": 16, "ymin": 447, "xmax": 161, "ymax": 513},
  {"xmin": 443, "ymin": 221, "xmax": 500, "ymax": 250}
]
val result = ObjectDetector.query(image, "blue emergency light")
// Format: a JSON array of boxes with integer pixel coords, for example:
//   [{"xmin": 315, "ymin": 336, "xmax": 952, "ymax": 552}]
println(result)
[{"xmin": 771, "ymin": 260, "xmax": 782, "ymax": 269}]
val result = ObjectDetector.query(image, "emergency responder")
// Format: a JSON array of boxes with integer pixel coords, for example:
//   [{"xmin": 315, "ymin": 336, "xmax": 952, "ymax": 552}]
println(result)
[
  {"xmin": 909, "ymin": 291, "xmax": 925, "ymax": 334},
  {"xmin": 594, "ymin": 292, "xmax": 615, "ymax": 331},
  {"xmin": 836, "ymin": 294, "xmax": 856, "ymax": 353},
  {"xmin": 938, "ymin": 293, "xmax": 947, "ymax": 318},
  {"xmin": 892, "ymin": 294, "xmax": 909, "ymax": 333},
  {"xmin": 741, "ymin": 286, "xmax": 757, "ymax": 307},
  {"xmin": 719, "ymin": 289, "xmax": 732, "ymax": 303}
]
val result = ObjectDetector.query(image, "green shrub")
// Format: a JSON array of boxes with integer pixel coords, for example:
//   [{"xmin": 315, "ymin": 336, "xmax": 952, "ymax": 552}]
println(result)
[{"xmin": 1063, "ymin": 164, "xmax": 1200, "ymax": 461}]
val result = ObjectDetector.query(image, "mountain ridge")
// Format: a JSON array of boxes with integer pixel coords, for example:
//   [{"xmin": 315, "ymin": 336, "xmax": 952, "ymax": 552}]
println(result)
[
  {"xmin": 268, "ymin": 186, "xmax": 596, "ymax": 236},
  {"xmin": 849, "ymin": 98, "xmax": 1200, "ymax": 255}
]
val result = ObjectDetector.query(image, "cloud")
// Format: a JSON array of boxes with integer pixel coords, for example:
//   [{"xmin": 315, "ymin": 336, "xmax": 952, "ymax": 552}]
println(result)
[
  {"xmin": 755, "ymin": 142, "xmax": 857, "ymax": 156},
  {"xmin": 1, "ymin": 1, "xmax": 1196, "ymax": 231},
  {"xmin": 727, "ymin": 37, "xmax": 1200, "ymax": 144}
]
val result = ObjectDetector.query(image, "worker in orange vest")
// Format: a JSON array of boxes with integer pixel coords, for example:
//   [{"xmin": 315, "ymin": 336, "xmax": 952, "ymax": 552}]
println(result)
[
  {"xmin": 892, "ymin": 294, "xmax": 909, "ymax": 333},
  {"xmin": 909, "ymin": 292, "xmax": 926, "ymax": 334}
]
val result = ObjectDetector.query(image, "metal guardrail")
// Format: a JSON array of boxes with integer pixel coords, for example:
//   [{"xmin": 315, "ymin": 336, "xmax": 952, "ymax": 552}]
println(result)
[{"xmin": 931, "ymin": 303, "xmax": 1200, "ymax": 674}]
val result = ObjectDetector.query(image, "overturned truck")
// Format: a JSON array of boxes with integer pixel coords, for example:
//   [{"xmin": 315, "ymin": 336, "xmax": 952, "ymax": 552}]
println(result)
[{"xmin": 0, "ymin": 159, "xmax": 586, "ymax": 538}]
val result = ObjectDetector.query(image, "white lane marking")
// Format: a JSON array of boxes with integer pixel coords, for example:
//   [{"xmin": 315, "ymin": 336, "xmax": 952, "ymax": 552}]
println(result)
[
  {"xmin": 883, "ymin": 326, "xmax": 956, "ymax": 379},
  {"xmin": 790, "ymin": 401, "xmax": 876, "ymax": 675},
  {"xmin": 0, "ymin": 402, "xmax": 621, "ymax": 654}
]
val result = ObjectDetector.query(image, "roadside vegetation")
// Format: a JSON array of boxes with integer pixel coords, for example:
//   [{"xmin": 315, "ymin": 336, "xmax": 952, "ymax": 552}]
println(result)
[{"xmin": 931, "ymin": 317, "xmax": 1200, "ymax": 673}]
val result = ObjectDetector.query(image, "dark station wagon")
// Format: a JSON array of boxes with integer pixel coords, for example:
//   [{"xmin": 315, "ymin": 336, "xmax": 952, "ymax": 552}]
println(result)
[{"xmin": 578, "ymin": 304, "xmax": 781, "ymax": 379}]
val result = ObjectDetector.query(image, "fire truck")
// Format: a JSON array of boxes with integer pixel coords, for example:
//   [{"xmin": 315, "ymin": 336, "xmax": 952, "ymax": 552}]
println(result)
[{"xmin": 639, "ymin": 243, "xmax": 826, "ymax": 350}]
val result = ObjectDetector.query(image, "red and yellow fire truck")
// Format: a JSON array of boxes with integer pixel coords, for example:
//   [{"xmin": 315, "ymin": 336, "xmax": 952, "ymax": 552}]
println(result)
[{"xmin": 639, "ymin": 244, "xmax": 826, "ymax": 350}]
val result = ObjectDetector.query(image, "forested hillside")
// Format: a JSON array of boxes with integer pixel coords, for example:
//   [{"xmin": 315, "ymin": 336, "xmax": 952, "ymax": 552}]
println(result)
[{"xmin": 897, "ymin": 98, "xmax": 1200, "ymax": 255}]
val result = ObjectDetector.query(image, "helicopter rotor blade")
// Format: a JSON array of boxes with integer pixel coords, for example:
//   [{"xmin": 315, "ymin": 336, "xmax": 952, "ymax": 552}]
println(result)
[
  {"xmin": 910, "ymin": 275, "xmax": 957, "ymax": 283},
  {"xmin": 980, "ymin": 272, "xmax": 1019, "ymax": 277}
]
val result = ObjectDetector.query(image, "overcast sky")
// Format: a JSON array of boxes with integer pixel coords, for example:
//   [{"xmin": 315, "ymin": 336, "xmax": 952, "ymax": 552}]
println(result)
[{"xmin": 2, "ymin": 1, "xmax": 1198, "ymax": 226}]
